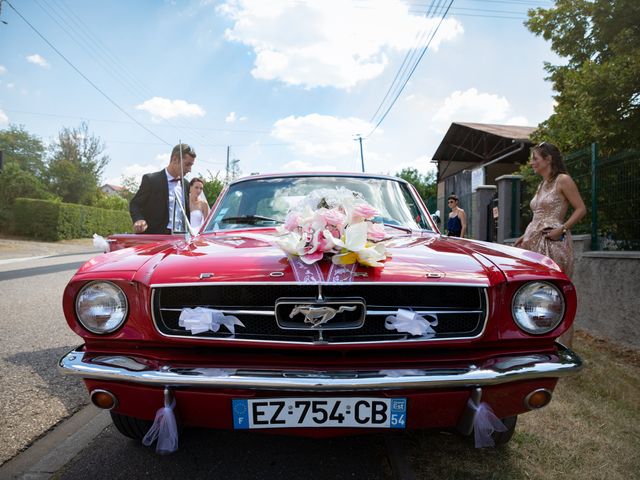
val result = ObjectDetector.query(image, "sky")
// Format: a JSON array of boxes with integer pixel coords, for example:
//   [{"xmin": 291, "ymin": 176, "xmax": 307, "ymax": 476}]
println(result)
[{"xmin": 0, "ymin": 0, "xmax": 559, "ymax": 187}]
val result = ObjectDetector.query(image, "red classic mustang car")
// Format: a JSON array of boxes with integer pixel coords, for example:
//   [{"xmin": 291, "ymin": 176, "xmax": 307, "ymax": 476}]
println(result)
[{"xmin": 59, "ymin": 173, "xmax": 581, "ymax": 449}]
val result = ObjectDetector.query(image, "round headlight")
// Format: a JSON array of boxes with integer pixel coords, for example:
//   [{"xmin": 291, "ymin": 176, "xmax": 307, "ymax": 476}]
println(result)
[
  {"xmin": 512, "ymin": 282, "xmax": 565, "ymax": 334},
  {"xmin": 75, "ymin": 281, "xmax": 128, "ymax": 334}
]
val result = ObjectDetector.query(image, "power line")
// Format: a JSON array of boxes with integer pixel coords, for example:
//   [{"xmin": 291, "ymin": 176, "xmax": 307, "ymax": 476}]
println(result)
[
  {"xmin": 30, "ymin": 0, "xmax": 216, "ymax": 149},
  {"xmin": 366, "ymin": 0, "xmax": 454, "ymax": 138},
  {"xmin": 5, "ymin": 109, "xmax": 370, "ymax": 143},
  {"xmin": 4, "ymin": 0, "xmax": 171, "ymax": 146},
  {"xmin": 368, "ymin": 0, "xmax": 442, "ymax": 125}
]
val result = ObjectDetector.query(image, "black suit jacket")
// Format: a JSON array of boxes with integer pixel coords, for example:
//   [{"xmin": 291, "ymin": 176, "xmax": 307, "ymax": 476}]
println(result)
[{"xmin": 129, "ymin": 170, "xmax": 190, "ymax": 234}]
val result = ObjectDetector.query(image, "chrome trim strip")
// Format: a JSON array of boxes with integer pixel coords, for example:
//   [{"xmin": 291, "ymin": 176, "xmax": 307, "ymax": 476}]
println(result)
[
  {"xmin": 160, "ymin": 308, "xmax": 275, "ymax": 316},
  {"xmin": 365, "ymin": 309, "xmax": 484, "ymax": 316},
  {"xmin": 59, "ymin": 345, "xmax": 582, "ymax": 391},
  {"xmin": 160, "ymin": 308, "xmax": 484, "ymax": 316},
  {"xmin": 150, "ymin": 281, "xmax": 491, "ymax": 288}
]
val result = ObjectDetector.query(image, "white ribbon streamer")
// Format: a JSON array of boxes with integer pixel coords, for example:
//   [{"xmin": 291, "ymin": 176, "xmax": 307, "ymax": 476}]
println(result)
[
  {"xmin": 179, "ymin": 307, "xmax": 245, "ymax": 335},
  {"xmin": 326, "ymin": 262, "xmax": 357, "ymax": 283},
  {"xmin": 468, "ymin": 400, "xmax": 507, "ymax": 448},
  {"xmin": 288, "ymin": 255, "xmax": 324, "ymax": 283},
  {"xmin": 142, "ymin": 398, "xmax": 178, "ymax": 454},
  {"xmin": 92, "ymin": 233, "xmax": 110, "ymax": 253},
  {"xmin": 384, "ymin": 309, "xmax": 438, "ymax": 337}
]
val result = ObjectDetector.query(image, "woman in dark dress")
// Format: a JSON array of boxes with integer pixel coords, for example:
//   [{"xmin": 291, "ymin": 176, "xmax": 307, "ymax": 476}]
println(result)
[{"xmin": 446, "ymin": 194, "xmax": 467, "ymax": 237}]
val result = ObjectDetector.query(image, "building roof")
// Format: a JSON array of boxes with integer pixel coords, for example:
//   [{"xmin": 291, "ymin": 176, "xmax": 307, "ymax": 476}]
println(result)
[
  {"xmin": 432, "ymin": 122, "xmax": 536, "ymax": 181},
  {"xmin": 453, "ymin": 122, "xmax": 536, "ymax": 141},
  {"xmin": 101, "ymin": 183, "xmax": 125, "ymax": 191}
]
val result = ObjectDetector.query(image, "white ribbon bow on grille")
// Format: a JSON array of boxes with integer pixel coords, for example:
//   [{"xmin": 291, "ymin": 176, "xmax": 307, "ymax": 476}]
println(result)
[
  {"xmin": 179, "ymin": 307, "xmax": 245, "ymax": 335},
  {"xmin": 384, "ymin": 309, "xmax": 438, "ymax": 337}
]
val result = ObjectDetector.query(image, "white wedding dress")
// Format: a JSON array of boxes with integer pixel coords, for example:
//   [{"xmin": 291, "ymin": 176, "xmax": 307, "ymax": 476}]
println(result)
[{"xmin": 190, "ymin": 209, "xmax": 204, "ymax": 229}]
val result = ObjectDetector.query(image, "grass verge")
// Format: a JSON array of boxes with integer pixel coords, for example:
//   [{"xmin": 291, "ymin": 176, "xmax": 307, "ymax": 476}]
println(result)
[{"xmin": 407, "ymin": 331, "xmax": 640, "ymax": 480}]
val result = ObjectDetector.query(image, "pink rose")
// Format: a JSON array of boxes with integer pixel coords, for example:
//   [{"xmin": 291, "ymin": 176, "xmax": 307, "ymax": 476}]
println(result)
[
  {"xmin": 301, "ymin": 250, "xmax": 323, "ymax": 264},
  {"xmin": 352, "ymin": 203, "xmax": 378, "ymax": 222},
  {"xmin": 367, "ymin": 222, "xmax": 387, "ymax": 241},
  {"xmin": 284, "ymin": 213, "xmax": 301, "ymax": 231},
  {"xmin": 319, "ymin": 208, "xmax": 346, "ymax": 229}
]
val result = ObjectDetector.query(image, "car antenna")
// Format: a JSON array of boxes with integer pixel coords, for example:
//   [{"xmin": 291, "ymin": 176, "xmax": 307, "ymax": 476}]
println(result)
[{"xmin": 178, "ymin": 141, "xmax": 192, "ymax": 242}]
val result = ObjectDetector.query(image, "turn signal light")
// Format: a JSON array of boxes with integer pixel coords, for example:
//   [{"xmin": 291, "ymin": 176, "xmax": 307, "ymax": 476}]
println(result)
[
  {"xmin": 524, "ymin": 388, "xmax": 552, "ymax": 410},
  {"xmin": 90, "ymin": 389, "xmax": 118, "ymax": 410}
]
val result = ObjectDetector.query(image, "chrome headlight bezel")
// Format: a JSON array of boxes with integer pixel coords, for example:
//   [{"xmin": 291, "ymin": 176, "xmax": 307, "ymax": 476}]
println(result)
[
  {"xmin": 75, "ymin": 281, "xmax": 128, "ymax": 334},
  {"xmin": 511, "ymin": 281, "xmax": 565, "ymax": 335}
]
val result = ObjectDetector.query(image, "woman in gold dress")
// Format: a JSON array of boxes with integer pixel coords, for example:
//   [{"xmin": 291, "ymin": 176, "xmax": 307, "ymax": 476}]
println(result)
[{"xmin": 514, "ymin": 142, "xmax": 586, "ymax": 344}]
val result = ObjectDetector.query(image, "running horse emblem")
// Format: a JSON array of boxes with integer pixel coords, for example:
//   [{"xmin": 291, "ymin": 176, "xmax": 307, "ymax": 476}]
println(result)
[{"xmin": 289, "ymin": 304, "xmax": 357, "ymax": 328}]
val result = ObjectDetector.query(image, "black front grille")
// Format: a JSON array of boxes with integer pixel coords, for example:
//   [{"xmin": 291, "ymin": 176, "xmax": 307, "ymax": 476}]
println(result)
[{"xmin": 152, "ymin": 284, "xmax": 486, "ymax": 344}]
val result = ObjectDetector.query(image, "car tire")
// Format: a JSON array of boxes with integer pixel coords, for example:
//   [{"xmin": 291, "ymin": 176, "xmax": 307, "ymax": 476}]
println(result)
[
  {"xmin": 492, "ymin": 415, "xmax": 517, "ymax": 447},
  {"xmin": 110, "ymin": 412, "xmax": 152, "ymax": 440}
]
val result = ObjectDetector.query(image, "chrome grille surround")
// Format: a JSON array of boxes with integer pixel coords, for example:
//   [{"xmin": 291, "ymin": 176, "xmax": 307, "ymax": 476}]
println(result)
[{"xmin": 151, "ymin": 282, "xmax": 489, "ymax": 345}]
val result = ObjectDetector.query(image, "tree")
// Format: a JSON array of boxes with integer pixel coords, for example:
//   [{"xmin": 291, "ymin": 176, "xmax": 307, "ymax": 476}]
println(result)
[
  {"xmin": 199, "ymin": 170, "xmax": 225, "ymax": 205},
  {"xmin": 526, "ymin": 0, "xmax": 640, "ymax": 153},
  {"xmin": 94, "ymin": 191, "xmax": 129, "ymax": 211},
  {"xmin": 395, "ymin": 167, "xmax": 436, "ymax": 204},
  {"xmin": 0, "ymin": 124, "xmax": 47, "ymax": 177},
  {"xmin": 46, "ymin": 122, "xmax": 109, "ymax": 205},
  {"xmin": 119, "ymin": 175, "xmax": 139, "ymax": 201},
  {"xmin": 0, "ymin": 125, "xmax": 54, "ymax": 229}
]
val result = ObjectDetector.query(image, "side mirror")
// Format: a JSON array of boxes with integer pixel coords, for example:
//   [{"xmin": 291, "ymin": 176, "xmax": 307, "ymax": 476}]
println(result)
[{"xmin": 431, "ymin": 209, "xmax": 441, "ymax": 225}]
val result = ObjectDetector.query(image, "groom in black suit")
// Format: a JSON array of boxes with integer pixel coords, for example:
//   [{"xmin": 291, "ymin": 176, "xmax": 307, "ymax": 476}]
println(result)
[{"xmin": 129, "ymin": 144, "xmax": 196, "ymax": 234}]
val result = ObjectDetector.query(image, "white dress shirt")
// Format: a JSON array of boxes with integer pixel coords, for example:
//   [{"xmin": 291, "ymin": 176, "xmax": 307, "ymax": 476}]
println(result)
[{"xmin": 165, "ymin": 169, "xmax": 184, "ymax": 232}]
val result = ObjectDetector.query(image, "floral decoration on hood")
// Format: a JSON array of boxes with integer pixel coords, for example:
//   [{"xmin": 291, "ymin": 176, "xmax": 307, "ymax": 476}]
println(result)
[{"xmin": 275, "ymin": 187, "xmax": 389, "ymax": 267}]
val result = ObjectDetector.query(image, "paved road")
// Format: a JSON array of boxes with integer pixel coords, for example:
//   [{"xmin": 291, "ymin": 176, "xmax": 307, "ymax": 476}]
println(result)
[
  {"xmin": 0, "ymin": 242, "xmax": 99, "ymax": 466},
  {"xmin": 0, "ymin": 240, "xmax": 414, "ymax": 479}
]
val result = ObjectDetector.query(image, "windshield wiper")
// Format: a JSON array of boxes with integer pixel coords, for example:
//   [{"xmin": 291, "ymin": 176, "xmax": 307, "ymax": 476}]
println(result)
[
  {"xmin": 220, "ymin": 215, "xmax": 283, "ymax": 224},
  {"xmin": 382, "ymin": 223, "xmax": 413, "ymax": 234}
]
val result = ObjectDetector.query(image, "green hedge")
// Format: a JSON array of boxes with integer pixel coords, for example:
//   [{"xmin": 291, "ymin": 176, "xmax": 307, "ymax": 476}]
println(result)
[{"xmin": 13, "ymin": 198, "xmax": 132, "ymax": 241}]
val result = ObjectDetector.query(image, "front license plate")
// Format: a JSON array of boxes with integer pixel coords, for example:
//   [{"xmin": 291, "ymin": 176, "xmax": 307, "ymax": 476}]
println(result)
[{"xmin": 232, "ymin": 397, "xmax": 407, "ymax": 429}]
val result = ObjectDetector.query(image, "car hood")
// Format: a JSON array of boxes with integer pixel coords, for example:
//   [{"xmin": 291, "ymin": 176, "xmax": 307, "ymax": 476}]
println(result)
[{"xmin": 76, "ymin": 231, "xmax": 564, "ymax": 286}]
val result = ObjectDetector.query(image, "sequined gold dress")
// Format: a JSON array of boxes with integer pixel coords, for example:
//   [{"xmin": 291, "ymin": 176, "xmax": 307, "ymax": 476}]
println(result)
[{"xmin": 520, "ymin": 176, "xmax": 574, "ymax": 277}]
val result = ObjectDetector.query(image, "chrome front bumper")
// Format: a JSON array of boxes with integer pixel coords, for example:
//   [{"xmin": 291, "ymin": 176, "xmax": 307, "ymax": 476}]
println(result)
[{"xmin": 59, "ymin": 345, "xmax": 582, "ymax": 392}]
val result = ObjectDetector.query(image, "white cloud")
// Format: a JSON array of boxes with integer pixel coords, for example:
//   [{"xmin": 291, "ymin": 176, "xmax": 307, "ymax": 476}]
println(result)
[
  {"xmin": 105, "ymin": 161, "xmax": 167, "ymax": 187},
  {"xmin": 0, "ymin": 109, "xmax": 8, "ymax": 126},
  {"xmin": 393, "ymin": 154, "xmax": 437, "ymax": 176},
  {"xmin": 271, "ymin": 113, "xmax": 373, "ymax": 159},
  {"xmin": 225, "ymin": 111, "xmax": 237, "ymax": 123},
  {"xmin": 26, "ymin": 54, "xmax": 50, "ymax": 68},
  {"xmin": 0, "ymin": 65, "xmax": 7, "ymax": 75},
  {"xmin": 431, "ymin": 88, "xmax": 529, "ymax": 133},
  {"xmin": 135, "ymin": 97, "xmax": 206, "ymax": 122},
  {"xmin": 6, "ymin": 83, "xmax": 15, "ymax": 90},
  {"xmin": 503, "ymin": 116, "xmax": 529, "ymax": 126},
  {"xmin": 218, "ymin": 0, "xmax": 463, "ymax": 89}
]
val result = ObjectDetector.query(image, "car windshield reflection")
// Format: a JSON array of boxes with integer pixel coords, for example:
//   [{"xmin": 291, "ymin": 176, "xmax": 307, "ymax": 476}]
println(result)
[{"xmin": 204, "ymin": 175, "xmax": 432, "ymax": 232}]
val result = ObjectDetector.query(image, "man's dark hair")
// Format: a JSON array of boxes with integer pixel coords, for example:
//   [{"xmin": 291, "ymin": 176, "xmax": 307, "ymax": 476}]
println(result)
[{"xmin": 171, "ymin": 143, "xmax": 196, "ymax": 159}]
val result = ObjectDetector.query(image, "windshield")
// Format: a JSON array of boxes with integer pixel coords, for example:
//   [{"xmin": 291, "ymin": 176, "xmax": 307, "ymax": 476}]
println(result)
[{"xmin": 204, "ymin": 175, "xmax": 432, "ymax": 232}]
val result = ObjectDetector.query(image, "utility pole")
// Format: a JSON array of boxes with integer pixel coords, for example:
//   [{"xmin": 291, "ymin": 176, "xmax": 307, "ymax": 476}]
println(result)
[
  {"xmin": 355, "ymin": 135, "xmax": 365, "ymax": 172},
  {"xmin": 225, "ymin": 146, "xmax": 230, "ymax": 183}
]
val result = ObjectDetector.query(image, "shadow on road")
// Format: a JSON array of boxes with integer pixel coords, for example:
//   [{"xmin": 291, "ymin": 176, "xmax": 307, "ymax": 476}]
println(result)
[{"xmin": 58, "ymin": 425, "xmax": 395, "ymax": 479}]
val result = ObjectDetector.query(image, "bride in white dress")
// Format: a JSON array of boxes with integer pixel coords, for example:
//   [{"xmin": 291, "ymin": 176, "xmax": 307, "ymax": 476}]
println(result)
[{"xmin": 189, "ymin": 177, "xmax": 210, "ymax": 230}]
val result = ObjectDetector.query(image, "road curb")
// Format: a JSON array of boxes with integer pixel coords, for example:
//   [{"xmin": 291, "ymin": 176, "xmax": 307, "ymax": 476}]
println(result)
[{"xmin": 0, "ymin": 405, "xmax": 110, "ymax": 479}]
